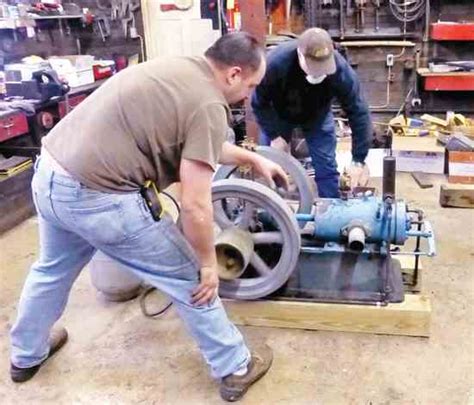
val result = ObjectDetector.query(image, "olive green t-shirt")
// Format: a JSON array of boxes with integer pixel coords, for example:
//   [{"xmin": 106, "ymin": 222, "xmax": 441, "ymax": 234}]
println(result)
[{"xmin": 43, "ymin": 56, "xmax": 229, "ymax": 193}]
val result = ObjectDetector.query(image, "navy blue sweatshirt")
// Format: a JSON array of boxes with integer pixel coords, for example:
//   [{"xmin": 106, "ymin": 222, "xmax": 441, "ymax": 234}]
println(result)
[{"xmin": 251, "ymin": 40, "xmax": 372, "ymax": 163}]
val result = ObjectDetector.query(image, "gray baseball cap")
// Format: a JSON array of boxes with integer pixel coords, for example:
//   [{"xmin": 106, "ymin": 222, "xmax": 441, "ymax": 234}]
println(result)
[{"xmin": 297, "ymin": 28, "xmax": 336, "ymax": 77}]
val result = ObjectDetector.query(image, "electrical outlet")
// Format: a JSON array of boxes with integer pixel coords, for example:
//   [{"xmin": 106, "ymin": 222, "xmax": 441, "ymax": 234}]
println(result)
[
  {"xmin": 386, "ymin": 54, "xmax": 394, "ymax": 67},
  {"xmin": 130, "ymin": 27, "xmax": 139, "ymax": 39}
]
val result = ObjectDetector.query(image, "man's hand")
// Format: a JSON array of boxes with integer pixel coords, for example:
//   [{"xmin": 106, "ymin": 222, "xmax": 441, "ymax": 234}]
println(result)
[
  {"xmin": 270, "ymin": 136, "xmax": 290, "ymax": 153},
  {"xmin": 218, "ymin": 141, "xmax": 289, "ymax": 189},
  {"xmin": 252, "ymin": 155, "xmax": 289, "ymax": 190},
  {"xmin": 191, "ymin": 266, "xmax": 219, "ymax": 306},
  {"xmin": 347, "ymin": 162, "xmax": 370, "ymax": 189}
]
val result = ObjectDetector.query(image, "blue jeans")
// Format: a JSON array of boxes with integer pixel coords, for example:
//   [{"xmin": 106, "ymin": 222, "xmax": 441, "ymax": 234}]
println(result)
[
  {"xmin": 260, "ymin": 111, "xmax": 340, "ymax": 198},
  {"xmin": 10, "ymin": 155, "xmax": 250, "ymax": 379}
]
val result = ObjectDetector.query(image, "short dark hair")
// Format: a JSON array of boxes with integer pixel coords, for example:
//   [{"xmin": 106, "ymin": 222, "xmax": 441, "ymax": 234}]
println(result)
[{"xmin": 205, "ymin": 32, "xmax": 264, "ymax": 72}]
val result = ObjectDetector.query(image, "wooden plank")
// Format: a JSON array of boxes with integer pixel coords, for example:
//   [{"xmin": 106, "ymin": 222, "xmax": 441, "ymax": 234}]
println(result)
[
  {"xmin": 439, "ymin": 184, "xmax": 474, "ymax": 208},
  {"xmin": 224, "ymin": 294, "xmax": 431, "ymax": 337},
  {"xmin": 411, "ymin": 172, "xmax": 434, "ymax": 189}
]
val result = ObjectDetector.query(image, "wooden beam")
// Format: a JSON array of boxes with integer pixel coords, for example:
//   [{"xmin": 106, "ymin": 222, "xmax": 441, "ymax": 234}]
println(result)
[
  {"xmin": 224, "ymin": 294, "xmax": 431, "ymax": 337},
  {"xmin": 440, "ymin": 184, "xmax": 474, "ymax": 208}
]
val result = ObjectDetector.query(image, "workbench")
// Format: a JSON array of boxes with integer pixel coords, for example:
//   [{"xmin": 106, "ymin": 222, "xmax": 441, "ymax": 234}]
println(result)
[
  {"xmin": 0, "ymin": 79, "xmax": 107, "ymax": 158},
  {"xmin": 0, "ymin": 79, "xmax": 107, "ymax": 233}
]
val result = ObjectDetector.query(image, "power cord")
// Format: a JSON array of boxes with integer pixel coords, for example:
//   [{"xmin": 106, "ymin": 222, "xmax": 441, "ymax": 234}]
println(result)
[
  {"xmin": 389, "ymin": 0, "xmax": 426, "ymax": 23},
  {"xmin": 139, "ymin": 286, "xmax": 173, "ymax": 318}
]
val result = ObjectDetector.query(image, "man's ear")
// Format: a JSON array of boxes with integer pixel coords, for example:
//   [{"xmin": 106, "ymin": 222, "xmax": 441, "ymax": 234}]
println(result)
[{"xmin": 227, "ymin": 66, "xmax": 242, "ymax": 85}]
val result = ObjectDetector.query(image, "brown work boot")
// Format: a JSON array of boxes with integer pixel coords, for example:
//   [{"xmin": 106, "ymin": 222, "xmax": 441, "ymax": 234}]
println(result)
[
  {"xmin": 220, "ymin": 344, "xmax": 273, "ymax": 402},
  {"xmin": 10, "ymin": 327, "xmax": 68, "ymax": 383}
]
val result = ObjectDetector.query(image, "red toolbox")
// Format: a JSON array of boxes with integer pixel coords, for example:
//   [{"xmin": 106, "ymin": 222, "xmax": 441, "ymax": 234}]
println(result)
[
  {"xmin": 58, "ymin": 94, "xmax": 87, "ymax": 118},
  {"xmin": 418, "ymin": 68, "xmax": 474, "ymax": 91},
  {"xmin": 424, "ymin": 73, "xmax": 474, "ymax": 91},
  {"xmin": 0, "ymin": 112, "xmax": 29, "ymax": 142}
]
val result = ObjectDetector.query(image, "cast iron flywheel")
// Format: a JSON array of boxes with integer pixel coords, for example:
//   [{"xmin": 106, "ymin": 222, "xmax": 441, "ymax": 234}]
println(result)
[
  {"xmin": 212, "ymin": 179, "xmax": 301, "ymax": 300},
  {"xmin": 214, "ymin": 146, "xmax": 315, "ymax": 228}
]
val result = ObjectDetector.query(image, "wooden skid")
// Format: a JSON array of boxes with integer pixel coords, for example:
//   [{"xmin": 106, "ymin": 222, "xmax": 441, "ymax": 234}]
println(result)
[
  {"xmin": 224, "ymin": 294, "xmax": 431, "ymax": 338},
  {"xmin": 440, "ymin": 184, "xmax": 474, "ymax": 208}
]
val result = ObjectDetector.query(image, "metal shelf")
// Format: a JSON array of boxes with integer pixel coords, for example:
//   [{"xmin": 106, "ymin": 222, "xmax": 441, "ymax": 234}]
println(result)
[{"xmin": 0, "ymin": 14, "xmax": 83, "ymax": 22}]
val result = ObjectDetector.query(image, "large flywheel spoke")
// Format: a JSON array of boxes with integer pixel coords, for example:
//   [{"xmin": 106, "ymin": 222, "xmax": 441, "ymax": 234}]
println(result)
[
  {"xmin": 213, "ymin": 202, "xmax": 234, "ymax": 229},
  {"xmin": 238, "ymin": 201, "xmax": 255, "ymax": 229},
  {"xmin": 249, "ymin": 252, "xmax": 273, "ymax": 277},
  {"xmin": 213, "ymin": 146, "xmax": 316, "ymax": 228},
  {"xmin": 252, "ymin": 231, "xmax": 284, "ymax": 245}
]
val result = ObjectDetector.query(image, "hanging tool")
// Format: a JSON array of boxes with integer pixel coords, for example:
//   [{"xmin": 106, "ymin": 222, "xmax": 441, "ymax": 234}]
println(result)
[
  {"xmin": 411, "ymin": 47, "xmax": 422, "ymax": 107},
  {"xmin": 111, "ymin": 0, "xmax": 120, "ymax": 20},
  {"xmin": 339, "ymin": 0, "xmax": 345, "ymax": 39},
  {"xmin": 95, "ymin": 15, "xmax": 111, "ymax": 42},
  {"xmin": 354, "ymin": 0, "xmax": 366, "ymax": 33},
  {"xmin": 372, "ymin": 0, "xmax": 381, "ymax": 32}
]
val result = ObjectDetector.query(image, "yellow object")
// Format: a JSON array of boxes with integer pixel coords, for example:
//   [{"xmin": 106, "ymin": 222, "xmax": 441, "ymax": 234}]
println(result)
[
  {"xmin": 21, "ymin": 55, "xmax": 46, "ymax": 64},
  {"xmin": 141, "ymin": 180, "xmax": 165, "ymax": 221},
  {"xmin": 388, "ymin": 115, "xmax": 407, "ymax": 136},
  {"xmin": 0, "ymin": 160, "xmax": 32, "ymax": 177},
  {"xmin": 453, "ymin": 114, "xmax": 467, "ymax": 126},
  {"xmin": 420, "ymin": 114, "xmax": 448, "ymax": 127}
]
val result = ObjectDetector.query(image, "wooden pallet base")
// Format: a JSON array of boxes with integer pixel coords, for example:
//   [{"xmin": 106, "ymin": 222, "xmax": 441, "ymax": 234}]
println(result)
[{"xmin": 224, "ymin": 293, "xmax": 431, "ymax": 338}]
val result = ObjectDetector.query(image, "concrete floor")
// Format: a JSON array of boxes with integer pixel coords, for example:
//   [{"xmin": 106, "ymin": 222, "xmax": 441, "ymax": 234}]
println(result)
[{"xmin": 0, "ymin": 173, "xmax": 473, "ymax": 404}]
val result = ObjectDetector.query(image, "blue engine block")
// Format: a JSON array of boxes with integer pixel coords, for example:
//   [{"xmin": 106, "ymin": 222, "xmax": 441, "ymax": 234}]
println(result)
[{"xmin": 295, "ymin": 195, "xmax": 435, "ymax": 255}]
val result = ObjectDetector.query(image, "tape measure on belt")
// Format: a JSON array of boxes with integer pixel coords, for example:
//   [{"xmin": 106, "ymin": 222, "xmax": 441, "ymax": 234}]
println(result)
[{"xmin": 140, "ymin": 180, "xmax": 164, "ymax": 221}]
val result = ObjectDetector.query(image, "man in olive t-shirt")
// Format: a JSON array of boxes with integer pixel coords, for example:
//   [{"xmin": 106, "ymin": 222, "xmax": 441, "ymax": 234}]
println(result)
[
  {"xmin": 43, "ymin": 54, "xmax": 232, "ymax": 193},
  {"xmin": 10, "ymin": 33, "xmax": 288, "ymax": 402}
]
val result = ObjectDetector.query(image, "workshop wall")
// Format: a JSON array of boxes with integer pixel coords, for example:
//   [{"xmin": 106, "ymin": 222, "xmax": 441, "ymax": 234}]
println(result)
[
  {"xmin": 263, "ymin": 0, "xmax": 474, "ymax": 117},
  {"xmin": 0, "ymin": 0, "xmax": 144, "ymax": 65}
]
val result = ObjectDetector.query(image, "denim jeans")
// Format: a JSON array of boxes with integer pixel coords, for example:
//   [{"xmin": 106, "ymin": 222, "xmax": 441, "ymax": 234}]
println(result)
[
  {"xmin": 10, "ymin": 155, "xmax": 250, "ymax": 378},
  {"xmin": 259, "ymin": 111, "xmax": 340, "ymax": 198}
]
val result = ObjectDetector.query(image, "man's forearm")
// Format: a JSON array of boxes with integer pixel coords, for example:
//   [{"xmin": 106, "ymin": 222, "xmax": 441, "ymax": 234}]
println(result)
[
  {"xmin": 180, "ymin": 203, "xmax": 217, "ymax": 268},
  {"xmin": 219, "ymin": 141, "xmax": 259, "ymax": 166},
  {"xmin": 349, "ymin": 111, "xmax": 372, "ymax": 163}
]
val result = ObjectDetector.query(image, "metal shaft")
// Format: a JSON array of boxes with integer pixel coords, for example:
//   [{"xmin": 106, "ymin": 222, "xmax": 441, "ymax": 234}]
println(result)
[{"xmin": 383, "ymin": 156, "xmax": 396, "ymax": 200}]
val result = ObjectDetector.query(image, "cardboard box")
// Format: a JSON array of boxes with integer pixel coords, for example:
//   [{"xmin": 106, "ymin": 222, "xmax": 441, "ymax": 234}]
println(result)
[
  {"xmin": 392, "ymin": 136, "xmax": 445, "ymax": 174},
  {"xmin": 336, "ymin": 136, "xmax": 446, "ymax": 175},
  {"xmin": 448, "ymin": 151, "xmax": 474, "ymax": 184},
  {"xmin": 393, "ymin": 150, "xmax": 445, "ymax": 174},
  {"xmin": 49, "ymin": 55, "xmax": 95, "ymax": 88}
]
